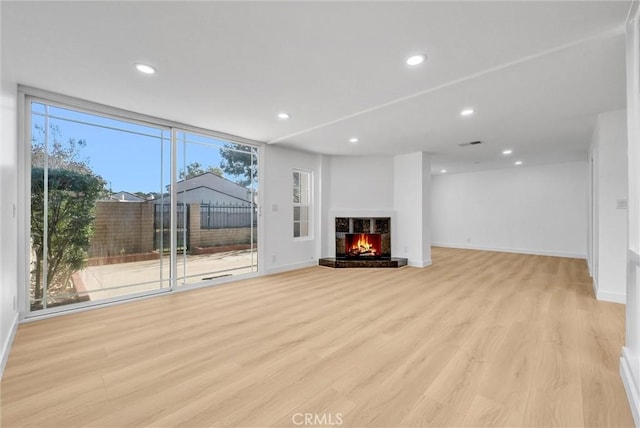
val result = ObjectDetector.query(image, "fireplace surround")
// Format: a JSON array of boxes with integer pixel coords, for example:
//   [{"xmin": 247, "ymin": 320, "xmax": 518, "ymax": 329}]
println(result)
[
  {"xmin": 319, "ymin": 215, "xmax": 407, "ymax": 268},
  {"xmin": 335, "ymin": 217, "xmax": 391, "ymax": 259}
]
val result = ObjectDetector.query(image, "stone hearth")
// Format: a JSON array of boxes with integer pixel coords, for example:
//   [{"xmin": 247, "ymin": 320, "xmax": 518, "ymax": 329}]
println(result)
[
  {"xmin": 318, "ymin": 257, "xmax": 408, "ymax": 268},
  {"xmin": 319, "ymin": 215, "xmax": 407, "ymax": 268}
]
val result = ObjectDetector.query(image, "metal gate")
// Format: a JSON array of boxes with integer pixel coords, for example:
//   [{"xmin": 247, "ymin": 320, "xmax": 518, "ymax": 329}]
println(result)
[{"xmin": 154, "ymin": 203, "xmax": 189, "ymax": 251}]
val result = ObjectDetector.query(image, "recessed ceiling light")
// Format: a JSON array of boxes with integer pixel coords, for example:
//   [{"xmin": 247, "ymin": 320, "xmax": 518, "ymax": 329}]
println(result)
[
  {"xmin": 502, "ymin": 149, "xmax": 513, "ymax": 155},
  {"xmin": 135, "ymin": 63, "xmax": 156, "ymax": 74},
  {"xmin": 406, "ymin": 54, "xmax": 426, "ymax": 66},
  {"xmin": 277, "ymin": 112, "xmax": 290, "ymax": 120},
  {"xmin": 515, "ymin": 161, "xmax": 523, "ymax": 165},
  {"xmin": 441, "ymin": 169, "xmax": 447, "ymax": 173},
  {"xmin": 460, "ymin": 108, "xmax": 475, "ymax": 116},
  {"xmin": 349, "ymin": 137, "xmax": 359, "ymax": 143}
]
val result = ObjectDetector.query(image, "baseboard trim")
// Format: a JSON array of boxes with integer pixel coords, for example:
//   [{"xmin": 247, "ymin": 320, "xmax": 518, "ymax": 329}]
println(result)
[
  {"xmin": 1, "ymin": 312, "xmax": 19, "ymax": 380},
  {"xmin": 592, "ymin": 276, "xmax": 626, "ymax": 304},
  {"xmin": 597, "ymin": 289, "xmax": 627, "ymax": 304},
  {"xmin": 266, "ymin": 260, "xmax": 318, "ymax": 275},
  {"xmin": 621, "ymin": 347, "xmax": 640, "ymax": 427},
  {"xmin": 431, "ymin": 243, "xmax": 586, "ymax": 259},
  {"xmin": 408, "ymin": 259, "xmax": 432, "ymax": 268}
]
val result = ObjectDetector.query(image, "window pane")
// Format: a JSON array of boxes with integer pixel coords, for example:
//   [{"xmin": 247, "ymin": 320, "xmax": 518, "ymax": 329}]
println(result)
[
  {"xmin": 176, "ymin": 133, "xmax": 259, "ymax": 286},
  {"xmin": 27, "ymin": 95, "xmax": 261, "ymax": 315},
  {"xmin": 299, "ymin": 173, "xmax": 309, "ymax": 204},
  {"xmin": 292, "ymin": 169, "xmax": 311, "ymax": 239},
  {"xmin": 29, "ymin": 103, "xmax": 170, "ymax": 312},
  {"xmin": 31, "ymin": 102, "xmax": 46, "ymax": 114},
  {"xmin": 293, "ymin": 172, "xmax": 300, "ymax": 203}
]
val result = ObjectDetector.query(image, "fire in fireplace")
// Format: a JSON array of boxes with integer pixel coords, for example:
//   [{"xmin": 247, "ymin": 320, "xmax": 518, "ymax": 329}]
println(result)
[
  {"xmin": 335, "ymin": 217, "xmax": 391, "ymax": 260},
  {"xmin": 345, "ymin": 233, "xmax": 382, "ymax": 258}
]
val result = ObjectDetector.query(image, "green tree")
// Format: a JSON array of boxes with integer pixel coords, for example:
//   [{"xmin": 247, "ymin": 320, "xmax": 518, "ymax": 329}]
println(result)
[
  {"xmin": 31, "ymin": 168, "xmax": 106, "ymax": 304},
  {"xmin": 219, "ymin": 143, "xmax": 257, "ymax": 187},
  {"xmin": 32, "ymin": 124, "xmax": 93, "ymax": 174},
  {"xmin": 30, "ymin": 124, "xmax": 106, "ymax": 307},
  {"xmin": 179, "ymin": 161, "xmax": 224, "ymax": 180}
]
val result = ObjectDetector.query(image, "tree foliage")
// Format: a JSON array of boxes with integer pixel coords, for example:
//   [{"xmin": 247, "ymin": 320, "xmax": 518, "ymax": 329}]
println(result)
[
  {"xmin": 31, "ymin": 124, "xmax": 93, "ymax": 174},
  {"xmin": 30, "ymin": 124, "xmax": 106, "ymax": 305},
  {"xmin": 179, "ymin": 161, "xmax": 224, "ymax": 180},
  {"xmin": 219, "ymin": 143, "xmax": 257, "ymax": 188}
]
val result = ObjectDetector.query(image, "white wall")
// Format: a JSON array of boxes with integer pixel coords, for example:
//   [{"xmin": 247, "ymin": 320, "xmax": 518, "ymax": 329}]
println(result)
[
  {"xmin": 328, "ymin": 156, "xmax": 394, "ymax": 211},
  {"xmin": 393, "ymin": 152, "xmax": 432, "ymax": 267},
  {"xmin": 589, "ymin": 110, "xmax": 628, "ymax": 304},
  {"xmin": 431, "ymin": 161, "xmax": 588, "ymax": 258},
  {"xmin": 324, "ymin": 155, "xmax": 395, "ymax": 258},
  {"xmin": 175, "ymin": 172, "xmax": 251, "ymax": 203},
  {"xmin": 588, "ymin": 143, "xmax": 598, "ymax": 279},
  {"xmin": 622, "ymin": 3, "xmax": 640, "ymax": 424},
  {"xmin": 262, "ymin": 145, "xmax": 322, "ymax": 274},
  {"xmin": 0, "ymin": 1, "xmax": 20, "ymax": 377},
  {"xmin": 318, "ymin": 155, "xmax": 332, "ymax": 258}
]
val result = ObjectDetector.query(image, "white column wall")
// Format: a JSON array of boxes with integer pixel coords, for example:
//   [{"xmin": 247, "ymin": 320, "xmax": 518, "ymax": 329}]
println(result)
[
  {"xmin": 621, "ymin": 1, "xmax": 640, "ymax": 425},
  {"xmin": 318, "ymin": 155, "xmax": 332, "ymax": 259},
  {"xmin": 589, "ymin": 110, "xmax": 628, "ymax": 304},
  {"xmin": 393, "ymin": 152, "xmax": 432, "ymax": 267},
  {"xmin": 328, "ymin": 156, "xmax": 395, "ymax": 211},
  {"xmin": 325, "ymin": 155, "xmax": 396, "ymax": 258},
  {"xmin": 0, "ymin": 1, "xmax": 20, "ymax": 377}
]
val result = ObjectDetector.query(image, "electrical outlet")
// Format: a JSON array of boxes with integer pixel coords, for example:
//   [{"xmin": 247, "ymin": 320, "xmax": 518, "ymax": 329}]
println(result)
[
  {"xmin": 13, "ymin": 296, "xmax": 17, "ymax": 311},
  {"xmin": 616, "ymin": 199, "xmax": 628, "ymax": 210},
  {"xmin": 271, "ymin": 255, "xmax": 276, "ymax": 263}
]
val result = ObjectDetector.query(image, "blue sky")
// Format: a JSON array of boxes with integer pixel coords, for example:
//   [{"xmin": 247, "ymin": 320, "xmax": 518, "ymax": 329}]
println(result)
[{"xmin": 32, "ymin": 103, "xmax": 254, "ymax": 194}]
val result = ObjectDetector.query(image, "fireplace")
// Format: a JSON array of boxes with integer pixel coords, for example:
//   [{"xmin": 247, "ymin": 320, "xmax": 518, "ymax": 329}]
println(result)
[
  {"xmin": 336, "ymin": 217, "xmax": 391, "ymax": 259},
  {"xmin": 320, "ymin": 215, "xmax": 405, "ymax": 268},
  {"xmin": 345, "ymin": 233, "xmax": 382, "ymax": 258}
]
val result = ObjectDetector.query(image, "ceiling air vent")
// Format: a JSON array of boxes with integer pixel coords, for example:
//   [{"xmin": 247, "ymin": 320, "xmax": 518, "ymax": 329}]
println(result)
[{"xmin": 458, "ymin": 140, "xmax": 483, "ymax": 147}]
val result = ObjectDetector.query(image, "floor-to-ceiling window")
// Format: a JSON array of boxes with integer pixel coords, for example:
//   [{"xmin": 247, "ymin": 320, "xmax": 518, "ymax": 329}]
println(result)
[
  {"xmin": 622, "ymin": 4, "xmax": 640, "ymax": 423},
  {"xmin": 25, "ymin": 91, "xmax": 259, "ymax": 316},
  {"xmin": 175, "ymin": 130, "xmax": 258, "ymax": 286}
]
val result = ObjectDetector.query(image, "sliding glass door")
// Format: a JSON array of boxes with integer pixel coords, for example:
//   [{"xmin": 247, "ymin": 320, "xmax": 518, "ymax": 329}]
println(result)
[
  {"xmin": 27, "ymin": 96, "xmax": 259, "ymax": 315},
  {"xmin": 175, "ymin": 131, "xmax": 258, "ymax": 287},
  {"xmin": 29, "ymin": 102, "xmax": 171, "ymax": 312}
]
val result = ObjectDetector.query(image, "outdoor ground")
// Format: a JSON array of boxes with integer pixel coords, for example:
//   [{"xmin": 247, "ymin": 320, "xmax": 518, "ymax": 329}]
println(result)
[{"xmin": 75, "ymin": 249, "xmax": 257, "ymax": 301}]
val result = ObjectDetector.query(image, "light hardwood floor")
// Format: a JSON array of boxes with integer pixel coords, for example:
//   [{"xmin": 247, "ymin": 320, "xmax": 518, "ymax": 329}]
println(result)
[{"xmin": 1, "ymin": 247, "xmax": 633, "ymax": 427}]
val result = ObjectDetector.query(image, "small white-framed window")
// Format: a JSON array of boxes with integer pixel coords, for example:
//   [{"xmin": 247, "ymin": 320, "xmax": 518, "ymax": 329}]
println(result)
[{"xmin": 293, "ymin": 169, "xmax": 312, "ymax": 239}]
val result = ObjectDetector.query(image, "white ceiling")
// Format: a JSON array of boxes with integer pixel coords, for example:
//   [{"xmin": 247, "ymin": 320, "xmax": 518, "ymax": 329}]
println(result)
[{"xmin": 1, "ymin": 1, "xmax": 630, "ymax": 174}]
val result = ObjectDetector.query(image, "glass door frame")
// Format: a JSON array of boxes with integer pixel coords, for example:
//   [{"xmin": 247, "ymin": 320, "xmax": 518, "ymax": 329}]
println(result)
[
  {"xmin": 18, "ymin": 86, "xmax": 263, "ymax": 319},
  {"xmin": 174, "ymin": 129, "xmax": 259, "ymax": 288}
]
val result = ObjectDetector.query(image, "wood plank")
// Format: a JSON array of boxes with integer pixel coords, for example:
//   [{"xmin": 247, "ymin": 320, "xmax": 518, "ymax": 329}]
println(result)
[{"xmin": 1, "ymin": 248, "xmax": 633, "ymax": 427}]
